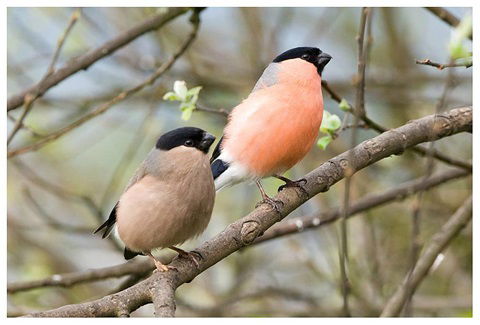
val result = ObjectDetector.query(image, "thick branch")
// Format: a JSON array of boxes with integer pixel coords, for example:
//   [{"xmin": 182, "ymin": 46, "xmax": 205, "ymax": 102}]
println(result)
[
  {"xmin": 321, "ymin": 80, "xmax": 472, "ymax": 171},
  {"xmin": 254, "ymin": 167, "xmax": 469, "ymax": 244},
  {"xmin": 381, "ymin": 196, "xmax": 472, "ymax": 316},
  {"xmin": 7, "ymin": 7, "xmax": 189, "ymax": 111},
  {"xmin": 25, "ymin": 106, "xmax": 472, "ymax": 317},
  {"xmin": 10, "ymin": 168, "xmax": 468, "ymax": 294}
]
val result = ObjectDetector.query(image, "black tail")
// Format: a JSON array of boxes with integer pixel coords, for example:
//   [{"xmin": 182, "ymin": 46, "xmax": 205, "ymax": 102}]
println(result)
[
  {"xmin": 211, "ymin": 159, "xmax": 229, "ymax": 180},
  {"xmin": 124, "ymin": 247, "xmax": 142, "ymax": 260},
  {"xmin": 93, "ymin": 203, "xmax": 118, "ymax": 238}
]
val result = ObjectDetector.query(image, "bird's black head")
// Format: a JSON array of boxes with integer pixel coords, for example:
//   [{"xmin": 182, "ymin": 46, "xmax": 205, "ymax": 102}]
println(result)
[
  {"xmin": 273, "ymin": 47, "xmax": 332, "ymax": 75},
  {"xmin": 156, "ymin": 127, "xmax": 216, "ymax": 154}
]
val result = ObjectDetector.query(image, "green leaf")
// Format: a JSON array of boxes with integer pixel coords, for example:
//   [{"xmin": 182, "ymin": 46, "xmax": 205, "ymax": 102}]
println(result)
[
  {"xmin": 181, "ymin": 109, "xmax": 193, "ymax": 121},
  {"xmin": 163, "ymin": 81, "xmax": 203, "ymax": 120},
  {"xmin": 187, "ymin": 86, "xmax": 202, "ymax": 106},
  {"xmin": 319, "ymin": 113, "xmax": 330, "ymax": 133},
  {"xmin": 187, "ymin": 86, "xmax": 202, "ymax": 98},
  {"xmin": 317, "ymin": 135, "xmax": 332, "ymax": 150},
  {"xmin": 449, "ymin": 43, "xmax": 469, "ymax": 60},
  {"xmin": 339, "ymin": 98, "xmax": 351, "ymax": 112},
  {"xmin": 448, "ymin": 14, "xmax": 472, "ymax": 59},
  {"xmin": 320, "ymin": 111, "xmax": 342, "ymax": 134},
  {"xmin": 162, "ymin": 91, "xmax": 179, "ymax": 101},
  {"xmin": 327, "ymin": 114, "xmax": 341, "ymax": 130},
  {"xmin": 180, "ymin": 102, "xmax": 195, "ymax": 121}
]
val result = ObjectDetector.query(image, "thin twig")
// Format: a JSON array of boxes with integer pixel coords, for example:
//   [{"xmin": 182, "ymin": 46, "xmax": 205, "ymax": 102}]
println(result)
[
  {"xmin": 7, "ymin": 94, "xmax": 35, "ymax": 145},
  {"xmin": 254, "ymin": 168, "xmax": 469, "ymax": 244},
  {"xmin": 44, "ymin": 9, "xmax": 81, "ymax": 78},
  {"xmin": 320, "ymin": 80, "xmax": 472, "ymax": 171},
  {"xmin": 332, "ymin": 122, "xmax": 368, "ymax": 140},
  {"xmin": 12, "ymin": 159, "xmax": 102, "ymax": 221},
  {"xmin": 195, "ymin": 103, "xmax": 229, "ymax": 117},
  {"xmin": 22, "ymin": 187, "xmax": 93, "ymax": 234},
  {"xmin": 8, "ymin": 8, "xmax": 79, "ymax": 146},
  {"xmin": 7, "ymin": 9, "xmax": 202, "ymax": 159},
  {"xmin": 8, "ymin": 11, "xmax": 79, "ymax": 146},
  {"xmin": 7, "ymin": 113, "xmax": 43, "ymax": 138},
  {"xmin": 381, "ymin": 196, "xmax": 472, "ymax": 317},
  {"xmin": 99, "ymin": 102, "xmax": 157, "ymax": 209},
  {"xmin": 404, "ymin": 59, "xmax": 456, "ymax": 315},
  {"xmin": 7, "ymin": 260, "xmax": 154, "ymax": 293},
  {"xmin": 416, "ymin": 58, "xmax": 472, "ymax": 70},
  {"xmin": 7, "ymin": 7, "xmax": 190, "ymax": 111},
  {"xmin": 425, "ymin": 7, "xmax": 472, "ymax": 40},
  {"xmin": 338, "ymin": 7, "xmax": 371, "ymax": 316}
]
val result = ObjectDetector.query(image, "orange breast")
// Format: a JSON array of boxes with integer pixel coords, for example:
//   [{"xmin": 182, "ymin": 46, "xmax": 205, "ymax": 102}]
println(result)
[{"xmin": 223, "ymin": 59, "xmax": 323, "ymax": 176}]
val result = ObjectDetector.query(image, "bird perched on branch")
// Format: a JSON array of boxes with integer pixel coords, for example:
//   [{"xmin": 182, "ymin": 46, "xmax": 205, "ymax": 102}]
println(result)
[
  {"xmin": 211, "ymin": 47, "xmax": 332, "ymax": 206},
  {"xmin": 94, "ymin": 127, "xmax": 216, "ymax": 272}
]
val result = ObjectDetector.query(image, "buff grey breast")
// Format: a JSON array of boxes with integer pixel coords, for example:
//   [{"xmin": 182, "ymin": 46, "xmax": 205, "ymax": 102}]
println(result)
[{"xmin": 94, "ymin": 127, "xmax": 216, "ymax": 272}]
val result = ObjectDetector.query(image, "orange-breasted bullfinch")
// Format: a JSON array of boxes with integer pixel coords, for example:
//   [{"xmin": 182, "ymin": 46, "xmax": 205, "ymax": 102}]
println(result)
[
  {"xmin": 94, "ymin": 127, "xmax": 216, "ymax": 272},
  {"xmin": 210, "ymin": 47, "xmax": 332, "ymax": 206}
]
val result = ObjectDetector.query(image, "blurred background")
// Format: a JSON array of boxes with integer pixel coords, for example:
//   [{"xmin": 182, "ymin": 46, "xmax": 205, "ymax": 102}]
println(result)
[{"xmin": 7, "ymin": 7, "xmax": 472, "ymax": 316}]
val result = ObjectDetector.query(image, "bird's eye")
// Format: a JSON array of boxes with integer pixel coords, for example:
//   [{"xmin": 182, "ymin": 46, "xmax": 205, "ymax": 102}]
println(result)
[
  {"xmin": 301, "ymin": 54, "xmax": 310, "ymax": 60},
  {"xmin": 184, "ymin": 140, "xmax": 194, "ymax": 147}
]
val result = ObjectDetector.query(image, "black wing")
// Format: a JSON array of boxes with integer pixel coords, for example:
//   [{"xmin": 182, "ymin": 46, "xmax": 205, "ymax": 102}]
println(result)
[
  {"xmin": 93, "ymin": 202, "xmax": 118, "ymax": 239},
  {"xmin": 210, "ymin": 136, "xmax": 224, "ymax": 163}
]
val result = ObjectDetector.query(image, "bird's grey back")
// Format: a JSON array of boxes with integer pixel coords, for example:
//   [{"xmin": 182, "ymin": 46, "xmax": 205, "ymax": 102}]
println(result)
[{"xmin": 251, "ymin": 63, "xmax": 280, "ymax": 93}]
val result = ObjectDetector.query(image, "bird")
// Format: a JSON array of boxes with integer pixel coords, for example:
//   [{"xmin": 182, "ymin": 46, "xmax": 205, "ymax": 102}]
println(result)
[
  {"xmin": 94, "ymin": 127, "xmax": 216, "ymax": 272},
  {"xmin": 210, "ymin": 46, "xmax": 332, "ymax": 206}
]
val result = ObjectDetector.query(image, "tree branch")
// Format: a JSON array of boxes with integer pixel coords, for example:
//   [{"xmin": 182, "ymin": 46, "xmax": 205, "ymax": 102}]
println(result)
[
  {"xmin": 7, "ymin": 9, "xmax": 202, "ymax": 159},
  {"xmin": 195, "ymin": 103, "xmax": 229, "ymax": 117},
  {"xmin": 44, "ymin": 9, "xmax": 81, "ymax": 78},
  {"xmin": 7, "ymin": 7, "xmax": 190, "ymax": 112},
  {"xmin": 22, "ymin": 106, "xmax": 471, "ymax": 317},
  {"xmin": 321, "ymin": 80, "xmax": 472, "ymax": 171},
  {"xmin": 254, "ymin": 167, "xmax": 469, "ymax": 244},
  {"xmin": 416, "ymin": 58, "xmax": 472, "ymax": 70},
  {"xmin": 9, "ymin": 167, "xmax": 468, "ymax": 294},
  {"xmin": 425, "ymin": 7, "xmax": 472, "ymax": 40},
  {"xmin": 338, "ymin": 7, "xmax": 371, "ymax": 316},
  {"xmin": 6, "ymin": 94, "xmax": 35, "ymax": 145},
  {"xmin": 381, "ymin": 195, "xmax": 472, "ymax": 317},
  {"xmin": 8, "ymin": 260, "xmax": 154, "ymax": 294}
]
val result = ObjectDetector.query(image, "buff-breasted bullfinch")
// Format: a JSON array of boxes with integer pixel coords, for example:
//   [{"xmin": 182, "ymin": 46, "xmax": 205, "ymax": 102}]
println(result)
[
  {"xmin": 210, "ymin": 47, "xmax": 332, "ymax": 205},
  {"xmin": 94, "ymin": 127, "xmax": 216, "ymax": 272}
]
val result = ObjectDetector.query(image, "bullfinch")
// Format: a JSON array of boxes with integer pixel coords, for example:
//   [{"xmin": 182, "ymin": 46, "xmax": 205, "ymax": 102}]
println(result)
[
  {"xmin": 94, "ymin": 127, "xmax": 216, "ymax": 272},
  {"xmin": 210, "ymin": 47, "xmax": 332, "ymax": 205}
]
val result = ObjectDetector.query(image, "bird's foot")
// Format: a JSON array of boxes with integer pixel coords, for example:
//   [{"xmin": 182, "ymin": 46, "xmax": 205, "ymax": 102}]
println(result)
[
  {"xmin": 255, "ymin": 196, "xmax": 284, "ymax": 212},
  {"xmin": 275, "ymin": 175, "xmax": 308, "ymax": 197},
  {"xmin": 145, "ymin": 252, "xmax": 177, "ymax": 273},
  {"xmin": 152, "ymin": 259, "xmax": 177, "ymax": 273},
  {"xmin": 170, "ymin": 247, "xmax": 203, "ymax": 269},
  {"xmin": 255, "ymin": 180, "xmax": 284, "ymax": 212}
]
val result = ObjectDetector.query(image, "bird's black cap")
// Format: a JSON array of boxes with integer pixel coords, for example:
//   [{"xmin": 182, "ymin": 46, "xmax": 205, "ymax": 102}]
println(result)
[
  {"xmin": 156, "ymin": 127, "xmax": 215, "ymax": 154},
  {"xmin": 273, "ymin": 47, "xmax": 332, "ymax": 75}
]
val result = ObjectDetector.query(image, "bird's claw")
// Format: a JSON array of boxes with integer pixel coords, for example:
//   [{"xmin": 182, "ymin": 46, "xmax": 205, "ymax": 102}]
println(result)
[
  {"xmin": 255, "ymin": 196, "xmax": 284, "ymax": 212},
  {"xmin": 176, "ymin": 250, "xmax": 203, "ymax": 269},
  {"xmin": 153, "ymin": 260, "xmax": 177, "ymax": 273},
  {"xmin": 278, "ymin": 178, "xmax": 308, "ymax": 197}
]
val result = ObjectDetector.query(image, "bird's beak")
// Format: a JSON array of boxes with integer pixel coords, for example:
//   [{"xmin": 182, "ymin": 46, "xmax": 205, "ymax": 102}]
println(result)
[
  {"xmin": 317, "ymin": 52, "xmax": 332, "ymax": 71},
  {"xmin": 199, "ymin": 133, "xmax": 216, "ymax": 153}
]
